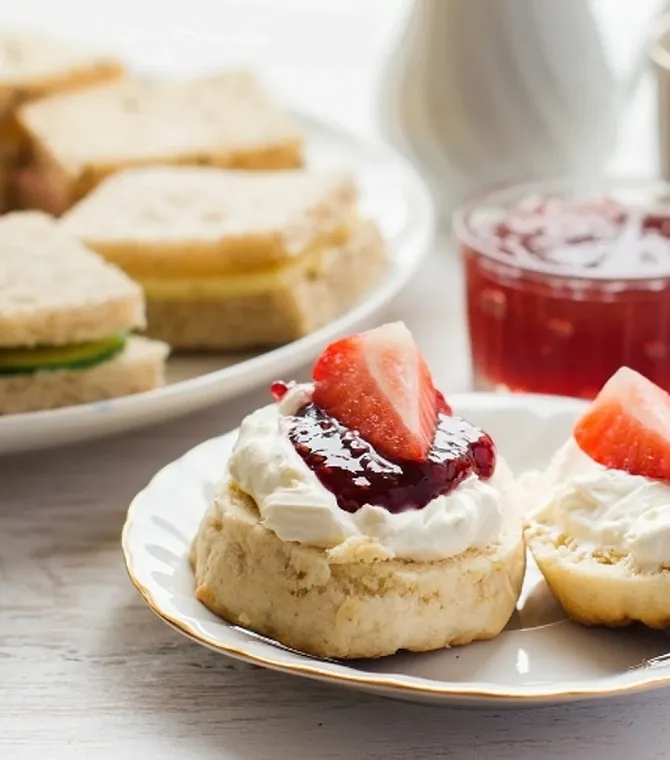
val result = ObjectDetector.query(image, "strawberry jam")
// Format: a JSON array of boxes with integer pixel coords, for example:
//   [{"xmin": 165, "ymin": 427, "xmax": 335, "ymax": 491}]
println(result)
[
  {"xmin": 270, "ymin": 381, "xmax": 291, "ymax": 401},
  {"xmin": 456, "ymin": 182, "xmax": 670, "ymax": 399},
  {"xmin": 285, "ymin": 403, "xmax": 495, "ymax": 514}
]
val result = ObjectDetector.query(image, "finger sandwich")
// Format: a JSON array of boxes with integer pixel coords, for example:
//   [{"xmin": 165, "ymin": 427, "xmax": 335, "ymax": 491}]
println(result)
[
  {"xmin": 0, "ymin": 212, "xmax": 168, "ymax": 415},
  {"xmin": 0, "ymin": 32, "xmax": 123, "ymax": 210},
  {"xmin": 61, "ymin": 166, "xmax": 388, "ymax": 350},
  {"xmin": 15, "ymin": 71, "xmax": 304, "ymax": 215}
]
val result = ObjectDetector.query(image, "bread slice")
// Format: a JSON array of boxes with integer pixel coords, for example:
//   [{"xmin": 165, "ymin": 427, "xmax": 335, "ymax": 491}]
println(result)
[
  {"xmin": 143, "ymin": 219, "xmax": 387, "ymax": 350},
  {"xmin": 60, "ymin": 166, "xmax": 358, "ymax": 274},
  {"xmin": 0, "ymin": 335, "xmax": 168, "ymax": 415},
  {"xmin": 0, "ymin": 211, "xmax": 144, "ymax": 347},
  {"xmin": 16, "ymin": 71, "xmax": 305, "ymax": 214},
  {"xmin": 0, "ymin": 32, "xmax": 123, "ymax": 117},
  {"xmin": 524, "ymin": 471, "xmax": 670, "ymax": 629},
  {"xmin": 191, "ymin": 480, "xmax": 526, "ymax": 660}
]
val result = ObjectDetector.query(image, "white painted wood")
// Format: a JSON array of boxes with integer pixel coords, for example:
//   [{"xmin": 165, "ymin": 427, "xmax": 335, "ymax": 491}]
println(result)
[{"xmin": 1, "ymin": 2, "xmax": 668, "ymax": 757}]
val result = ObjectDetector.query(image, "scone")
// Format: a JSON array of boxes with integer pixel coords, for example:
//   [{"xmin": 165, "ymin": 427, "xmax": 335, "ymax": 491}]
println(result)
[
  {"xmin": 0, "ymin": 211, "xmax": 168, "ymax": 414},
  {"xmin": 191, "ymin": 322, "xmax": 525, "ymax": 659},
  {"xmin": 0, "ymin": 32, "xmax": 123, "ymax": 211},
  {"xmin": 61, "ymin": 166, "xmax": 388, "ymax": 350},
  {"xmin": 16, "ymin": 71, "xmax": 304, "ymax": 214},
  {"xmin": 524, "ymin": 366, "xmax": 670, "ymax": 629}
]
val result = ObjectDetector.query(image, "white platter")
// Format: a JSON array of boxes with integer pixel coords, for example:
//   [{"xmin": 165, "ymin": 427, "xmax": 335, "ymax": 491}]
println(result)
[
  {"xmin": 0, "ymin": 110, "xmax": 434, "ymax": 455},
  {"xmin": 122, "ymin": 392, "xmax": 670, "ymax": 708}
]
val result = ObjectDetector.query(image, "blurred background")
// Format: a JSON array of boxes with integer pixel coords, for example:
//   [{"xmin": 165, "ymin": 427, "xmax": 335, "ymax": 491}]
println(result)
[
  {"xmin": 0, "ymin": 0, "xmax": 664, "ymax": 180},
  {"xmin": 1, "ymin": 1, "xmax": 406, "ymax": 138},
  {"xmin": 4, "ymin": 0, "xmax": 670, "ymax": 401}
]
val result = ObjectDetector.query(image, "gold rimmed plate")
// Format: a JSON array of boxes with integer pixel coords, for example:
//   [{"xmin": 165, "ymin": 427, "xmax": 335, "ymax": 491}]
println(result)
[{"xmin": 122, "ymin": 392, "xmax": 670, "ymax": 707}]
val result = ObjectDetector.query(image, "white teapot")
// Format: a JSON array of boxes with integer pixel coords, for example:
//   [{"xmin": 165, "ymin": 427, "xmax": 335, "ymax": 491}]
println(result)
[{"xmin": 378, "ymin": 0, "xmax": 668, "ymax": 213}]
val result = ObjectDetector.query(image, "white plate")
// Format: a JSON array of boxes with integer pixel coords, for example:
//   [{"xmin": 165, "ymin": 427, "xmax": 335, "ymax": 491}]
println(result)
[
  {"xmin": 122, "ymin": 392, "xmax": 670, "ymax": 708},
  {"xmin": 0, "ymin": 111, "xmax": 434, "ymax": 455}
]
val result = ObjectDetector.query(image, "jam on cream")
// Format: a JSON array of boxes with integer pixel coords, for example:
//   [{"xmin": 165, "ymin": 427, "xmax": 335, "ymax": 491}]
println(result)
[
  {"xmin": 529, "ymin": 438, "xmax": 670, "ymax": 570},
  {"xmin": 226, "ymin": 384, "xmax": 512, "ymax": 562}
]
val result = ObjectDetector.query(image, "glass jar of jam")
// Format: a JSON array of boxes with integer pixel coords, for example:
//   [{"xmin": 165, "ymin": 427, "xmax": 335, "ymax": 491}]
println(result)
[{"xmin": 454, "ymin": 178, "xmax": 670, "ymax": 398}]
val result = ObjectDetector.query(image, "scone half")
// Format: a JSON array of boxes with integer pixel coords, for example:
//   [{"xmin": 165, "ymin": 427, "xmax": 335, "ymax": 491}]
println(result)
[
  {"xmin": 525, "ymin": 518, "xmax": 670, "ymax": 630},
  {"xmin": 523, "ymin": 365, "xmax": 670, "ymax": 631},
  {"xmin": 191, "ymin": 481, "xmax": 526, "ymax": 660}
]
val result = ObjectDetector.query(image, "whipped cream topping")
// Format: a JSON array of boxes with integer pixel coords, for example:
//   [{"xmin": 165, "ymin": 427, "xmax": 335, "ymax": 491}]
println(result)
[
  {"xmin": 226, "ymin": 384, "xmax": 510, "ymax": 562},
  {"xmin": 530, "ymin": 438, "xmax": 670, "ymax": 570}
]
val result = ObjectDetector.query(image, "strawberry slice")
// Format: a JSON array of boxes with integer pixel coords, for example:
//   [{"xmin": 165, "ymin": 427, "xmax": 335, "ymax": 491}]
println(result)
[
  {"xmin": 312, "ymin": 322, "xmax": 439, "ymax": 462},
  {"xmin": 573, "ymin": 366, "xmax": 670, "ymax": 482},
  {"xmin": 435, "ymin": 389, "xmax": 452, "ymax": 415}
]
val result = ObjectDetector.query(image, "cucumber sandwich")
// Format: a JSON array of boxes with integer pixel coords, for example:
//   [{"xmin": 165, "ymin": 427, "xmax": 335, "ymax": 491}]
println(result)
[
  {"xmin": 0, "ymin": 212, "xmax": 169, "ymax": 414},
  {"xmin": 0, "ymin": 332, "xmax": 127, "ymax": 375}
]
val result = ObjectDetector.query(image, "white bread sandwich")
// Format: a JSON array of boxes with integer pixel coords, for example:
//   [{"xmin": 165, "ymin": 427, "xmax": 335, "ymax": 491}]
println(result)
[
  {"xmin": 15, "ymin": 71, "xmax": 304, "ymax": 215},
  {"xmin": 0, "ymin": 32, "xmax": 123, "ymax": 210},
  {"xmin": 0, "ymin": 212, "xmax": 168, "ymax": 415},
  {"xmin": 61, "ymin": 166, "xmax": 388, "ymax": 350},
  {"xmin": 191, "ymin": 323, "xmax": 525, "ymax": 659},
  {"xmin": 524, "ymin": 367, "xmax": 670, "ymax": 630}
]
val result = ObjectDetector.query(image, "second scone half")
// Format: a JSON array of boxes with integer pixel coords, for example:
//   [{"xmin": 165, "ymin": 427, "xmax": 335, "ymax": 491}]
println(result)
[
  {"xmin": 524, "ymin": 367, "xmax": 670, "ymax": 630},
  {"xmin": 191, "ymin": 323, "xmax": 526, "ymax": 659}
]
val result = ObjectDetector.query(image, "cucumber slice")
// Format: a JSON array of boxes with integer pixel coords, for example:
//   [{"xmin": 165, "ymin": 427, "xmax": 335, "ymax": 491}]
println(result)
[{"xmin": 0, "ymin": 332, "xmax": 127, "ymax": 375}]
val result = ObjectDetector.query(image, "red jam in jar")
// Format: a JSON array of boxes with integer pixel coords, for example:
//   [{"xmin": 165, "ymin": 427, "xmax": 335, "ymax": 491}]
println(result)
[{"xmin": 455, "ymin": 181, "xmax": 670, "ymax": 398}]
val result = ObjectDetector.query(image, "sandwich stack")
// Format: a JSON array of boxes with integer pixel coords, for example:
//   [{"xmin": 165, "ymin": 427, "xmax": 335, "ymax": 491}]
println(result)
[
  {"xmin": 0, "ymin": 212, "xmax": 168, "ymax": 414},
  {"xmin": 61, "ymin": 166, "xmax": 388, "ymax": 350},
  {"xmin": 0, "ymin": 32, "xmax": 123, "ymax": 211},
  {"xmin": 16, "ymin": 70, "xmax": 305, "ymax": 215}
]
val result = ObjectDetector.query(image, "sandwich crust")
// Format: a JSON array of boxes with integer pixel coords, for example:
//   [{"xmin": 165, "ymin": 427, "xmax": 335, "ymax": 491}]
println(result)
[
  {"xmin": 0, "ymin": 212, "xmax": 144, "ymax": 347},
  {"xmin": 191, "ymin": 481, "xmax": 526, "ymax": 660},
  {"xmin": 0, "ymin": 335, "xmax": 168, "ymax": 415}
]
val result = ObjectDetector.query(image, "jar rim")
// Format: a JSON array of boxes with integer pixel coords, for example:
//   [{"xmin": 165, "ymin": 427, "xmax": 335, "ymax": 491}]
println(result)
[{"xmin": 452, "ymin": 175, "xmax": 670, "ymax": 282}]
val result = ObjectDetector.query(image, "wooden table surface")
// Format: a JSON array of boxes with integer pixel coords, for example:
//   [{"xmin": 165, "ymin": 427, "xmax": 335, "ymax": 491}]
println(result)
[{"xmin": 2, "ymin": 2, "xmax": 670, "ymax": 758}]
